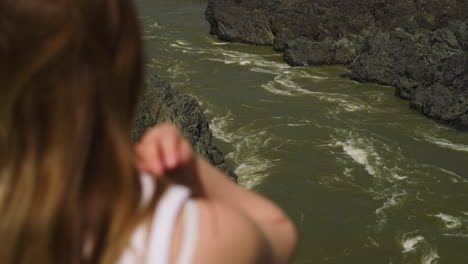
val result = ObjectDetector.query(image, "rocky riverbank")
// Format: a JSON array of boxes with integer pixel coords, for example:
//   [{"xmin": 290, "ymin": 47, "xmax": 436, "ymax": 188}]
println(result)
[
  {"xmin": 132, "ymin": 73, "xmax": 237, "ymax": 180},
  {"xmin": 205, "ymin": 0, "xmax": 468, "ymax": 130}
]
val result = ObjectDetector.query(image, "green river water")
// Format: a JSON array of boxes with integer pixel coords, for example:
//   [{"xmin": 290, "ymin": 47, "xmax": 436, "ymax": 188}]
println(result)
[{"xmin": 137, "ymin": 0, "xmax": 468, "ymax": 263}]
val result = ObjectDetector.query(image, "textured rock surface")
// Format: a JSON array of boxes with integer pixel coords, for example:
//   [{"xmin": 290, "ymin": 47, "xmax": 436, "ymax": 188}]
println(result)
[
  {"xmin": 206, "ymin": 0, "xmax": 468, "ymax": 130},
  {"xmin": 132, "ymin": 74, "xmax": 237, "ymax": 180}
]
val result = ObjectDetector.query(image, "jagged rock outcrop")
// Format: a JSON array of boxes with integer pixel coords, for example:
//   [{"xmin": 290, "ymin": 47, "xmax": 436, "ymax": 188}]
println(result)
[
  {"xmin": 132, "ymin": 74, "xmax": 237, "ymax": 180},
  {"xmin": 205, "ymin": 0, "xmax": 468, "ymax": 130}
]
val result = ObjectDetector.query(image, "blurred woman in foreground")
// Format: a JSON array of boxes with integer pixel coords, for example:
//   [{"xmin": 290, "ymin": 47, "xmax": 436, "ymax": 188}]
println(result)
[{"xmin": 0, "ymin": 0, "xmax": 297, "ymax": 263}]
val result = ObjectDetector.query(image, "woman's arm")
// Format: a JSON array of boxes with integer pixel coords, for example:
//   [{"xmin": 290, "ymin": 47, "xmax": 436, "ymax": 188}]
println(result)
[
  {"xmin": 176, "ymin": 156, "xmax": 298, "ymax": 264},
  {"xmin": 136, "ymin": 122, "xmax": 297, "ymax": 264}
]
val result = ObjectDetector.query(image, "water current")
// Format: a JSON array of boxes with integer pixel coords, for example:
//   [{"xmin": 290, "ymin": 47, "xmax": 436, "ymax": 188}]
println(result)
[{"xmin": 137, "ymin": 0, "xmax": 468, "ymax": 263}]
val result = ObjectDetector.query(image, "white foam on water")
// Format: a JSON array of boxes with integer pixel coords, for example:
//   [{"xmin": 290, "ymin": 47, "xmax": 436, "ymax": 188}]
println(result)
[
  {"xmin": 367, "ymin": 91, "xmax": 387, "ymax": 104},
  {"xmin": 421, "ymin": 248, "xmax": 439, "ymax": 264},
  {"xmin": 209, "ymin": 111, "xmax": 278, "ymax": 189},
  {"xmin": 234, "ymin": 160, "xmax": 274, "ymax": 189},
  {"xmin": 165, "ymin": 38, "xmax": 370, "ymax": 113},
  {"xmin": 442, "ymin": 233, "xmax": 468, "ymax": 238},
  {"xmin": 209, "ymin": 112, "xmax": 236, "ymax": 143},
  {"xmin": 206, "ymin": 37, "xmax": 230, "ymax": 45},
  {"xmin": 149, "ymin": 22, "xmax": 163, "ymax": 29},
  {"xmin": 165, "ymin": 60, "xmax": 192, "ymax": 87},
  {"xmin": 142, "ymin": 35, "xmax": 158, "ymax": 40},
  {"xmin": 204, "ymin": 49, "xmax": 289, "ymax": 74},
  {"xmin": 261, "ymin": 74, "xmax": 319, "ymax": 97},
  {"xmin": 436, "ymin": 167, "xmax": 467, "ymax": 183},
  {"xmin": 418, "ymin": 164, "xmax": 468, "ymax": 184},
  {"xmin": 287, "ymin": 123, "xmax": 307, "ymax": 127},
  {"xmin": 205, "ymin": 36, "xmax": 253, "ymax": 47},
  {"xmin": 432, "ymin": 213, "xmax": 463, "ymax": 229},
  {"xmin": 252, "ymin": 59, "xmax": 290, "ymax": 71},
  {"xmin": 401, "ymin": 235, "xmax": 424, "ymax": 253},
  {"xmin": 343, "ymin": 168, "xmax": 354, "ymax": 179},
  {"xmin": 227, "ymin": 132, "xmax": 277, "ymax": 189},
  {"xmin": 375, "ymin": 192, "xmax": 406, "ymax": 227},
  {"xmin": 275, "ymin": 75, "xmax": 305, "ymax": 91},
  {"xmin": 329, "ymin": 130, "xmax": 418, "ymax": 191},
  {"xmin": 424, "ymin": 135, "xmax": 468, "ymax": 152},
  {"xmin": 250, "ymin": 67, "xmax": 278, "ymax": 75},
  {"xmin": 206, "ymin": 50, "xmax": 370, "ymax": 112},
  {"xmin": 365, "ymin": 236, "xmax": 380, "ymax": 248},
  {"xmin": 335, "ymin": 139, "xmax": 378, "ymax": 176},
  {"xmin": 322, "ymin": 94, "xmax": 371, "ymax": 112},
  {"xmin": 399, "ymin": 233, "xmax": 439, "ymax": 263},
  {"xmin": 211, "ymin": 41, "xmax": 229, "ymax": 45},
  {"xmin": 391, "ymin": 172, "xmax": 408, "ymax": 180},
  {"xmin": 262, "ymin": 73, "xmax": 370, "ymax": 113},
  {"xmin": 294, "ymin": 70, "xmax": 329, "ymax": 80},
  {"xmin": 175, "ymin": 39, "xmax": 191, "ymax": 46},
  {"xmin": 261, "ymin": 82, "xmax": 294, "ymax": 96}
]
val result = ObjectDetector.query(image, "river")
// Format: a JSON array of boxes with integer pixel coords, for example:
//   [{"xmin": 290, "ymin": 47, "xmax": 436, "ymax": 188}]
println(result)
[{"xmin": 137, "ymin": 0, "xmax": 468, "ymax": 263}]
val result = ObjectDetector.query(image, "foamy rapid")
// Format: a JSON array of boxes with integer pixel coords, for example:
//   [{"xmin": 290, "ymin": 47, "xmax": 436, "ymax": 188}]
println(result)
[
  {"xmin": 209, "ymin": 111, "xmax": 278, "ymax": 189},
  {"xmin": 401, "ymin": 235, "xmax": 424, "ymax": 253},
  {"xmin": 261, "ymin": 73, "xmax": 370, "ymax": 112},
  {"xmin": 442, "ymin": 233, "xmax": 468, "ymax": 238},
  {"xmin": 421, "ymin": 165, "xmax": 468, "ymax": 183},
  {"xmin": 400, "ymin": 233, "xmax": 439, "ymax": 264},
  {"xmin": 335, "ymin": 139, "xmax": 381, "ymax": 176},
  {"xmin": 422, "ymin": 248, "xmax": 439, "ymax": 264},
  {"xmin": 152, "ymin": 32, "xmax": 372, "ymax": 114},
  {"xmin": 207, "ymin": 50, "xmax": 289, "ymax": 72},
  {"xmin": 280, "ymin": 81, "xmax": 368, "ymax": 112},
  {"xmin": 149, "ymin": 22, "xmax": 163, "ymax": 29},
  {"xmin": 432, "ymin": 213, "xmax": 463, "ymax": 229},
  {"xmin": 375, "ymin": 192, "xmax": 406, "ymax": 228},
  {"xmin": 424, "ymin": 135, "xmax": 468, "ymax": 152}
]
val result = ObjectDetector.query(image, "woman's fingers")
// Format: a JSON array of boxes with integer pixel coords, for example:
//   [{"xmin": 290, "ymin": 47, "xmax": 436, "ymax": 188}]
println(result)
[
  {"xmin": 179, "ymin": 139, "xmax": 194, "ymax": 165},
  {"xmin": 136, "ymin": 122, "xmax": 194, "ymax": 177},
  {"xmin": 136, "ymin": 135, "xmax": 164, "ymax": 176},
  {"xmin": 160, "ymin": 128, "xmax": 181, "ymax": 170}
]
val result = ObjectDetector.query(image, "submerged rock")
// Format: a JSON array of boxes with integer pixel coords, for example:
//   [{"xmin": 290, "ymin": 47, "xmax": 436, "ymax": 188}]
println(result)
[
  {"xmin": 132, "ymin": 74, "xmax": 237, "ymax": 181},
  {"xmin": 205, "ymin": 0, "xmax": 468, "ymax": 130}
]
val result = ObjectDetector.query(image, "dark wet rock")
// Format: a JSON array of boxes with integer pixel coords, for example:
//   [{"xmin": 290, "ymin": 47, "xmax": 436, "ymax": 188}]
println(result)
[
  {"xmin": 205, "ymin": 0, "xmax": 274, "ymax": 45},
  {"xmin": 205, "ymin": 0, "xmax": 468, "ymax": 130},
  {"xmin": 284, "ymin": 37, "xmax": 363, "ymax": 66},
  {"xmin": 132, "ymin": 74, "xmax": 237, "ymax": 181},
  {"xmin": 349, "ymin": 27, "xmax": 468, "ymax": 130},
  {"xmin": 284, "ymin": 38, "xmax": 336, "ymax": 66}
]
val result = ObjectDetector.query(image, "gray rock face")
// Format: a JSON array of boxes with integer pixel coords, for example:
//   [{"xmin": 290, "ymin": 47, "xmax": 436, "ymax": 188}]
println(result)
[
  {"xmin": 205, "ymin": 0, "xmax": 468, "ymax": 130},
  {"xmin": 132, "ymin": 74, "xmax": 237, "ymax": 181},
  {"xmin": 349, "ymin": 25, "xmax": 468, "ymax": 130}
]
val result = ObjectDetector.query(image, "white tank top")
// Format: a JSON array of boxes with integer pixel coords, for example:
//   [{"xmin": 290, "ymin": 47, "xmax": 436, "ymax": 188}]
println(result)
[{"xmin": 118, "ymin": 174, "xmax": 199, "ymax": 264}]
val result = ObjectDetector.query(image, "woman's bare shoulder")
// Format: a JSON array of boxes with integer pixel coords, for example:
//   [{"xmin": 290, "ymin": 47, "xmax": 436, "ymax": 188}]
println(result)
[{"xmin": 192, "ymin": 199, "xmax": 273, "ymax": 264}]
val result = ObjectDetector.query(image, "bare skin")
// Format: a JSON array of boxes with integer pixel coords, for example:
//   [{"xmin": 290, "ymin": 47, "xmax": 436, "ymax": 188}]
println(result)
[{"xmin": 136, "ymin": 122, "xmax": 297, "ymax": 264}]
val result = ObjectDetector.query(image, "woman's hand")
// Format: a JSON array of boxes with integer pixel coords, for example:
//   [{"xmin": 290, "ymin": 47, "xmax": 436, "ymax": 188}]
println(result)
[{"xmin": 136, "ymin": 122, "xmax": 194, "ymax": 177}]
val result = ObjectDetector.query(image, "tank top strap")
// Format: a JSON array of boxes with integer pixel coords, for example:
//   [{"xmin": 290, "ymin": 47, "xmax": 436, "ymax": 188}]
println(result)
[
  {"xmin": 176, "ymin": 199, "xmax": 199, "ymax": 264},
  {"xmin": 118, "ymin": 176, "xmax": 199, "ymax": 264},
  {"xmin": 146, "ymin": 184, "xmax": 191, "ymax": 264}
]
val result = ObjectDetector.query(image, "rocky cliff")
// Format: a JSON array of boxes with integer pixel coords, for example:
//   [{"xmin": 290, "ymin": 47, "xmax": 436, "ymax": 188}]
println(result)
[
  {"xmin": 205, "ymin": 0, "xmax": 468, "ymax": 130},
  {"xmin": 132, "ymin": 73, "xmax": 237, "ymax": 180}
]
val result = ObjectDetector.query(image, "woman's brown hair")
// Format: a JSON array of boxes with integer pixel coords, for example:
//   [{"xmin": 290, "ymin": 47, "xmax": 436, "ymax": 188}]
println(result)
[{"xmin": 0, "ymin": 0, "xmax": 159, "ymax": 263}]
